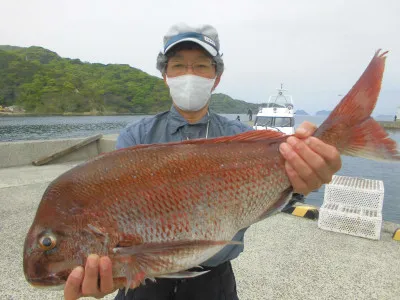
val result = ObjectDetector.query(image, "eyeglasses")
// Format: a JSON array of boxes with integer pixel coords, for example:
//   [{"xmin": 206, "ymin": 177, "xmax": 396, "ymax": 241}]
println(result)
[{"xmin": 167, "ymin": 60, "xmax": 216, "ymax": 76}]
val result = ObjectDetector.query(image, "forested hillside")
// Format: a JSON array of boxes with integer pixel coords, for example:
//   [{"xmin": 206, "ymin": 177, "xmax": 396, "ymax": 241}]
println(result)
[{"xmin": 0, "ymin": 45, "xmax": 259, "ymax": 115}]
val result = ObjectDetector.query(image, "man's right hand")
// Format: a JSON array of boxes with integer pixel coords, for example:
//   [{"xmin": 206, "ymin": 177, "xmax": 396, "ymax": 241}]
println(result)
[{"xmin": 64, "ymin": 254, "xmax": 115, "ymax": 300}]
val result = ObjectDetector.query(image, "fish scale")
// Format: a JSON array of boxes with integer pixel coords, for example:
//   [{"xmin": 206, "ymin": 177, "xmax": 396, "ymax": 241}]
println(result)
[
  {"xmin": 137, "ymin": 146, "xmax": 279, "ymax": 248},
  {"xmin": 118, "ymin": 142, "xmax": 283, "ymax": 276},
  {"xmin": 23, "ymin": 50, "xmax": 400, "ymax": 291}
]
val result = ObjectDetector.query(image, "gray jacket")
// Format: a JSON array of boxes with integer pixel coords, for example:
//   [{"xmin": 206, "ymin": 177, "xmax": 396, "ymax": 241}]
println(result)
[{"xmin": 116, "ymin": 106, "xmax": 253, "ymax": 267}]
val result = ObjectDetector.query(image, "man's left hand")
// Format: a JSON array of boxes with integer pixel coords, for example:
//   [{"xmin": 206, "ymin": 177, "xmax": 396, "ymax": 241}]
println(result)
[{"xmin": 279, "ymin": 121, "xmax": 342, "ymax": 195}]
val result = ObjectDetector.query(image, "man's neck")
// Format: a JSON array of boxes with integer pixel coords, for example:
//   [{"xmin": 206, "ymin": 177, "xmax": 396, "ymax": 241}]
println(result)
[{"xmin": 174, "ymin": 104, "xmax": 209, "ymax": 124}]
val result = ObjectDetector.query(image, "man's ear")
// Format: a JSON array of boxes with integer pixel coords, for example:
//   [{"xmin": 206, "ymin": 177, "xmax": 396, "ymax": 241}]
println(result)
[{"xmin": 212, "ymin": 75, "xmax": 222, "ymax": 92}]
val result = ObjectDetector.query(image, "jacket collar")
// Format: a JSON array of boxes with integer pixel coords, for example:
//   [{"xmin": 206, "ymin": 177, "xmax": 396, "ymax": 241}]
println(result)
[{"xmin": 167, "ymin": 105, "xmax": 210, "ymax": 134}]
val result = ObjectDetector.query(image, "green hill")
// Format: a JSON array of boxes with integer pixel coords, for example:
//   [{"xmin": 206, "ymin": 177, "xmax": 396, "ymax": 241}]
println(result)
[
  {"xmin": 0, "ymin": 45, "xmax": 258, "ymax": 115},
  {"xmin": 209, "ymin": 93, "xmax": 259, "ymax": 114}
]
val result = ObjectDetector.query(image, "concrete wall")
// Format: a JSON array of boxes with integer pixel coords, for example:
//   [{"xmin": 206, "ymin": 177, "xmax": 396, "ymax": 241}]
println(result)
[
  {"xmin": 0, "ymin": 135, "xmax": 118, "ymax": 168},
  {"xmin": 98, "ymin": 134, "xmax": 118, "ymax": 153}
]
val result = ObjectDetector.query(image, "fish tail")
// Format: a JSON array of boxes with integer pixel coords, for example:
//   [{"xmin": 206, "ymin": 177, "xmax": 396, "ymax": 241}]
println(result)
[
  {"xmin": 339, "ymin": 117, "xmax": 399, "ymax": 160},
  {"xmin": 315, "ymin": 49, "xmax": 400, "ymax": 161}
]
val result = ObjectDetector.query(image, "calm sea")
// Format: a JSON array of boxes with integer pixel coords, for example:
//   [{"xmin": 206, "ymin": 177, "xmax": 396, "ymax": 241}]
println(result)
[{"xmin": 1, "ymin": 114, "xmax": 399, "ymax": 223}]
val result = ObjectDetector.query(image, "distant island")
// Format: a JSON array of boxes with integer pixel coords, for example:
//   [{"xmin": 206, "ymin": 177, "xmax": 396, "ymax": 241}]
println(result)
[
  {"xmin": 0, "ymin": 45, "xmax": 260, "ymax": 115},
  {"xmin": 295, "ymin": 110, "xmax": 309, "ymax": 115},
  {"xmin": 315, "ymin": 110, "xmax": 332, "ymax": 116}
]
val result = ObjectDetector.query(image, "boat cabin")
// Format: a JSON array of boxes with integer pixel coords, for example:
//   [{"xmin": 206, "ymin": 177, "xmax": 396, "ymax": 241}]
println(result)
[{"xmin": 253, "ymin": 85, "xmax": 295, "ymax": 135}]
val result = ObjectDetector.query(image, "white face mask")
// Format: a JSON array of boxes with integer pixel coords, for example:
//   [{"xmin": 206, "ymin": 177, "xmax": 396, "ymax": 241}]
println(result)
[{"xmin": 166, "ymin": 75, "xmax": 216, "ymax": 111}]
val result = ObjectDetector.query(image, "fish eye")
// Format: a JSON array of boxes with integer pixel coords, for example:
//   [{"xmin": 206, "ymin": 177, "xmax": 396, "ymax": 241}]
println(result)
[{"xmin": 39, "ymin": 235, "xmax": 57, "ymax": 251}]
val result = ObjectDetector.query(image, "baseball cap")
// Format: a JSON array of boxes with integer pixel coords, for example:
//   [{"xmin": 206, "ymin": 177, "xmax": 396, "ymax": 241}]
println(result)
[{"xmin": 162, "ymin": 23, "xmax": 220, "ymax": 57}]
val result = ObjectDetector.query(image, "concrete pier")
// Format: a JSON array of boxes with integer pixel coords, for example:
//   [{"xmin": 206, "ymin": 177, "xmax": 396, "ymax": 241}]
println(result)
[
  {"xmin": 0, "ymin": 136, "xmax": 399, "ymax": 299},
  {"xmin": 0, "ymin": 134, "xmax": 118, "ymax": 168},
  {"xmin": 378, "ymin": 121, "xmax": 400, "ymax": 129}
]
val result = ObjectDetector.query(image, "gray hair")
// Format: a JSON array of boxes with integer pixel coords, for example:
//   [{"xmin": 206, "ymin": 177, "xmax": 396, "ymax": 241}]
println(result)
[{"xmin": 156, "ymin": 42, "xmax": 224, "ymax": 76}]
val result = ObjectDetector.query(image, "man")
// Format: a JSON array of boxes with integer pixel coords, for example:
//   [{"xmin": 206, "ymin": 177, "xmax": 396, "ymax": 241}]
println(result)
[
  {"xmin": 247, "ymin": 108, "xmax": 252, "ymax": 121},
  {"xmin": 64, "ymin": 23, "xmax": 341, "ymax": 300}
]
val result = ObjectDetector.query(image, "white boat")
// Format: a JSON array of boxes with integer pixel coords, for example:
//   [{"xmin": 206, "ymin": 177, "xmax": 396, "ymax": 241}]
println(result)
[{"xmin": 253, "ymin": 84, "xmax": 295, "ymax": 135}]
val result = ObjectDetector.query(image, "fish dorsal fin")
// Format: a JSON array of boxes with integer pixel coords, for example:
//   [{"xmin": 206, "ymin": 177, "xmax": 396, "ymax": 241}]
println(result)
[
  {"xmin": 92, "ymin": 130, "xmax": 287, "ymax": 163},
  {"xmin": 192, "ymin": 129, "xmax": 287, "ymax": 144},
  {"xmin": 115, "ymin": 130, "xmax": 286, "ymax": 152}
]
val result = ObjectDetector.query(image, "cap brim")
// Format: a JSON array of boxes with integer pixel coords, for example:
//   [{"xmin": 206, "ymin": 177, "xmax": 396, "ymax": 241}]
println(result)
[{"xmin": 164, "ymin": 38, "xmax": 218, "ymax": 57}]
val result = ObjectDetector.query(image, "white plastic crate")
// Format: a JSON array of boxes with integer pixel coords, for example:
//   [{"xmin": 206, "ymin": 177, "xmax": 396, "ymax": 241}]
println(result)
[{"xmin": 318, "ymin": 175, "xmax": 384, "ymax": 240}]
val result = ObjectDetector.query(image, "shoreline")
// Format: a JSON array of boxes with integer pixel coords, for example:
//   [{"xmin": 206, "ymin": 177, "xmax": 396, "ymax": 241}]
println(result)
[
  {"xmin": 378, "ymin": 120, "xmax": 400, "ymax": 129},
  {"xmin": 0, "ymin": 112, "xmax": 147, "ymax": 117},
  {"xmin": 2, "ymin": 111, "xmax": 400, "ymax": 124}
]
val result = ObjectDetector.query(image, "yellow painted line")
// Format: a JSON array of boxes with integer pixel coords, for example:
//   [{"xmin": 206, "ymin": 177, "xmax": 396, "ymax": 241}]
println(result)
[
  {"xmin": 283, "ymin": 205, "xmax": 319, "ymax": 219},
  {"xmin": 393, "ymin": 229, "xmax": 400, "ymax": 241},
  {"xmin": 292, "ymin": 206, "xmax": 309, "ymax": 217}
]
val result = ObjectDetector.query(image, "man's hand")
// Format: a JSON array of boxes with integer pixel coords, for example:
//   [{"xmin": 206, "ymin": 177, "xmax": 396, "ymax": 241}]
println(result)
[
  {"xmin": 279, "ymin": 121, "xmax": 342, "ymax": 195},
  {"xmin": 64, "ymin": 254, "xmax": 115, "ymax": 300}
]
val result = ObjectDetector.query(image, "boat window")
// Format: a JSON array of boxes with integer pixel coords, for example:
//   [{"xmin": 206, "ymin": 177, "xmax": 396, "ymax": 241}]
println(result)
[
  {"xmin": 274, "ymin": 117, "xmax": 294, "ymax": 127},
  {"xmin": 255, "ymin": 116, "xmax": 273, "ymax": 126}
]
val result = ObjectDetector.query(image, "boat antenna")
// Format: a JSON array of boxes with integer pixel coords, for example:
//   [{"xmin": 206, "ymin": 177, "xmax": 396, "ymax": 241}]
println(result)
[{"xmin": 278, "ymin": 83, "xmax": 286, "ymax": 95}]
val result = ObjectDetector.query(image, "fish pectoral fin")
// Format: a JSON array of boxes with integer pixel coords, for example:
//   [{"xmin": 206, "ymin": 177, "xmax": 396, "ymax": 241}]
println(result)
[
  {"xmin": 113, "ymin": 240, "xmax": 238, "ymax": 290},
  {"xmin": 113, "ymin": 239, "xmax": 242, "ymax": 255},
  {"xmin": 156, "ymin": 270, "xmax": 210, "ymax": 279}
]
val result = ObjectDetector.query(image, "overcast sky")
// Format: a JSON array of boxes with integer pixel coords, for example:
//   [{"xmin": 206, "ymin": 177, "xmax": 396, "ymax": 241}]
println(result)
[{"xmin": 1, "ymin": 0, "xmax": 399, "ymax": 115}]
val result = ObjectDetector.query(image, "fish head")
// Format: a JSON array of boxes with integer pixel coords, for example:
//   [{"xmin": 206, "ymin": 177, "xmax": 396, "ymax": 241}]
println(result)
[
  {"xmin": 23, "ymin": 207, "xmax": 107, "ymax": 287},
  {"xmin": 23, "ymin": 171, "xmax": 114, "ymax": 288},
  {"xmin": 23, "ymin": 220, "xmax": 86, "ymax": 288},
  {"xmin": 23, "ymin": 210, "xmax": 115, "ymax": 288}
]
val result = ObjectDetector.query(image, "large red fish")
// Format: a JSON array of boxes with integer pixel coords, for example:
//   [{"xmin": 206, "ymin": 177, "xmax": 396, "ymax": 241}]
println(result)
[{"xmin": 23, "ymin": 50, "xmax": 399, "ymax": 291}]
